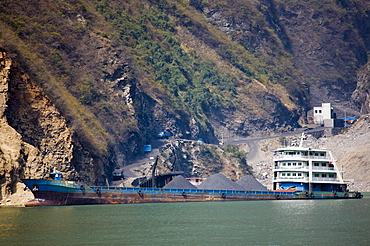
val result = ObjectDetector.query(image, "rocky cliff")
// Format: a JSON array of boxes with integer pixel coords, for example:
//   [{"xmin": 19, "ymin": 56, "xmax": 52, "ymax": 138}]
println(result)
[
  {"xmin": 0, "ymin": 51, "xmax": 75, "ymax": 204},
  {"xmin": 193, "ymin": 0, "xmax": 370, "ymax": 114},
  {"xmin": 352, "ymin": 62, "xmax": 370, "ymax": 114}
]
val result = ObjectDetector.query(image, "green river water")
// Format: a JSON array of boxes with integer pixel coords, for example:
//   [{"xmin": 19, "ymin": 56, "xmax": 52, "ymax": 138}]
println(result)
[{"xmin": 0, "ymin": 194, "xmax": 369, "ymax": 246}]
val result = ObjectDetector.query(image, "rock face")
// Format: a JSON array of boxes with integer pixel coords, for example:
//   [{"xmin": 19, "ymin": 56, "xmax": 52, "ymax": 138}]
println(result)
[
  {"xmin": 5, "ymin": 60, "xmax": 74, "ymax": 176},
  {"xmin": 156, "ymin": 140, "xmax": 249, "ymax": 181},
  {"xmin": 194, "ymin": 0, "xmax": 369, "ymax": 114},
  {"xmin": 324, "ymin": 116, "xmax": 370, "ymax": 192},
  {"xmin": 0, "ymin": 52, "xmax": 38, "ymax": 203},
  {"xmin": 352, "ymin": 63, "xmax": 370, "ymax": 114},
  {"xmin": 0, "ymin": 51, "xmax": 77, "ymax": 204}
]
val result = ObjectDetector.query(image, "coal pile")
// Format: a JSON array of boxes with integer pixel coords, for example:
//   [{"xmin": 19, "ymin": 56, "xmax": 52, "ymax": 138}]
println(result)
[
  {"xmin": 236, "ymin": 175, "xmax": 268, "ymax": 191},
  {"xmin": 162, "ymin": 175, "xmax": 197, "ymax": 189},
  {"xmin": 197, "ymin": 173, "xmax": 245, "ymax": 190}
]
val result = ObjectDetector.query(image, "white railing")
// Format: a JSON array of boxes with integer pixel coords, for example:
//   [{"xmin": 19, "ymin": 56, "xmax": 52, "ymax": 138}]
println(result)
[
  {"xmin": 312, "ymin": 167, "xmax": 335, "ymax": 171},
  {"xmin": 312, "ymin": 178, "xmax": 338, "ymax": 182},
  {"xmin": 274, "ymin": 166, "xmax": 306, "ymax": 170},
  {"xmin": 274, "ymin": 154, "xmax": 329, "ymax": 160},
  {"xmin": 274, "ymin": 166, "xmax": 335, "ymax": 171},
  {"xmin": 274, "ymin": 177, "xmax": 308, "ymax": 181}
]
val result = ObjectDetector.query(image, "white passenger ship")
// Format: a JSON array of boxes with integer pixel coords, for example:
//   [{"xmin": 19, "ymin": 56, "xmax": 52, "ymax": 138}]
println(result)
[{"xmin": 272, "ymin": 133, "xmax": 347, "ymax": 193}]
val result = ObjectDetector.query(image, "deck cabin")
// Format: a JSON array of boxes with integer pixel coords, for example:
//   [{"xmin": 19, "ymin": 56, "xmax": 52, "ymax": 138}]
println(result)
[{"xmin": 272, "ymin": 146, "xmax": 347, "ymax": 192}]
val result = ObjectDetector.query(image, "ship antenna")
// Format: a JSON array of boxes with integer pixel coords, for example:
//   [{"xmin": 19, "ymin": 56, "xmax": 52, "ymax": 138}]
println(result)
[{"xmin": 299, "ymin": 132, "xmax": 306, "ymax": 148}]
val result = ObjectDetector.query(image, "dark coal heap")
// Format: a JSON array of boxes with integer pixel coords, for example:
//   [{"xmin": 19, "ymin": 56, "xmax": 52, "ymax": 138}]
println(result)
[
  {"xmin": 236, "ymin": 175, "xmax": 268, "ymax": 191},
  {"xmin": 197, "ymin": 173, "xmax": 245, "ymax": 190},
  {"xmin": 162, "ymin": 175, "xmax": 197, "ymax": 189}
]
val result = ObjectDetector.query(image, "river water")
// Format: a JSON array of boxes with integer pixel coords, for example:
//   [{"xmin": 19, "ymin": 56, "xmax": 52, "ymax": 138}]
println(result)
[{"xmin": 1, "ymin": 195, "xmax": 369, "ymax": 246}]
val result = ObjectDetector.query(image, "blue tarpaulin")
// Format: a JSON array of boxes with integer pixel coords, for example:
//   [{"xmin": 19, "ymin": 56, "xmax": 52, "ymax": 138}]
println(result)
[{"xmin": 143, "ymin": 145, "xmax": 152, "ymax": 152}]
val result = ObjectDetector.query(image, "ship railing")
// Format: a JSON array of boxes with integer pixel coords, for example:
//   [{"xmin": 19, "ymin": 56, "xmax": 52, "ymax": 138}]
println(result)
[
  {"xmin": 274, "ymin": 167, "xmax": 335, "ymax": 171},
  {"xmin": 274, "ymin": 166, "xmax": 306, "ymax": 170},
  {"xmin": 312, "ymin": 178, "xmax": 338, "ymax": 182},
  {"xmin": 274, "ymin": 154, "xmax": 330, "ymax": 160},
  {"xmin": 274, "ymin": 177, "xmax": 308, "ymax": 181},
  {"xmin": 312, "ymin": 167, "xmax": 335, "ymax": 171}
]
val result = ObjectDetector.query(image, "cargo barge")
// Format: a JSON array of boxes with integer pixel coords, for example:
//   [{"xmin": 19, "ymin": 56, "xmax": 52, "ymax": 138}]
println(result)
[
  {"xmin": 21, "ymin": 134, "xmax": 364, "ymax": 207},
  {"xmin": 21, "ymin": 172, "xmax": 362, "ymax": 207}
]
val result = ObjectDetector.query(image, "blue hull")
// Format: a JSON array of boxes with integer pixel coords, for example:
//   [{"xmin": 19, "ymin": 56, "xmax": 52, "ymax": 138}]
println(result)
[{"xmin": 21, "ymin": 179, "xmax": 363, "ymax": 207}]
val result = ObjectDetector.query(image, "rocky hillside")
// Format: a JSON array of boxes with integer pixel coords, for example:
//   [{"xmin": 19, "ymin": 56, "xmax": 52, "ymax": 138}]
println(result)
[
  {"xmin": 1, "ymin": 0, "xmax": 370, "ymax": 203},
  {"xmin": 324, "ymin": 115, "xmax": 370, "ymax": 191},
  {"xmin": 352, "ymin": 61, "xmax": 370, "ymax": 114},
  {"xmin": 122, "ymin": 139, "xmax": 250, "ymax": 187}
]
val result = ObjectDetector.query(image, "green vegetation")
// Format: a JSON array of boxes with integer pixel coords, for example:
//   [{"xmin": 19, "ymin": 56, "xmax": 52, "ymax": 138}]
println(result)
[
  {"xmin": 0, "ymin": 0, "xmax": 302, "ymax": 140},
  {"xmin": 0, "ymin": 0, "xmax": 111, "ymax": 157},
  {"xmin": 222, "ymin": 144, "xmax": 249, "ymax": 172},
  {"xmin": 1, "ymin": 0, "xmax": 369, "ymax": 171},
  {"xmin": 91, "ymin": 0, "xmax": 243, "ymax": 130}
]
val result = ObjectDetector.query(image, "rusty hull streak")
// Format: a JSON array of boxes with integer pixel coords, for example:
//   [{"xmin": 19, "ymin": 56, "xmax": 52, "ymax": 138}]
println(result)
[{"xmin": 23, "ymin": 184, "xmax": 363, "ymax": 207}]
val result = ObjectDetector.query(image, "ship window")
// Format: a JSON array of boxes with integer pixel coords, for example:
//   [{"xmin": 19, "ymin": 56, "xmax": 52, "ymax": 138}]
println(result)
[
  {"xmin": 297, "ymin": 173, "xmax": 302, "ymax": 176},
  {"xmin": 292, "ymin": 173, "xmax": 297, "ymax": 176},
  {"xmin": 329, "ymin": 174, "xmax": 335, "ymax": 178},
  {"xmin": 298, "ymin": 163, "xmax": 302, "ymax": 166},
  {"xmin": 314, "ymin": 163, "xmax": 319, "ymax": 166},
  {"xmin": 322, "ymin": 163, "xmax": 327, "ymax": 166},
  {"xmin": 314, "ymin": 174, "xmax": 319, "ymax": 177},
  {"xmin": 288, "ymin": 163, "xmax": 291, "ymax": 166},
  {"xmin": 287, "ymin": 173, "xmax": 291, "ymax": 176},
  {"xmin": 322, "ymin": 174, "xmax": 327, "ymax": 178},
  {"xmin": 293, "ymin": 163, "xmax": 297, "ymax": 166},
  {"xmin": 282, "ymin": 163, "xmax": 286, "ymax": 166},
  {"xmin": 281, "ymin": 173, "xmax": 286, "ymax": 176}
]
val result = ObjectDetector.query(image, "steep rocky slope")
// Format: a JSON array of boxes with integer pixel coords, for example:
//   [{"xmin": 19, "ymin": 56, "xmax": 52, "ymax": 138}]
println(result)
[
  {"xmin": 352, "ymin": 61, "xmax": 370, "ymax": 114},
  {"xmin": 0, "ymin": 52, "xmax": 75, "ymax": 204},
  {"xmin": 122, "ymin": 139, "xmax": 250, "ymax": 187},
  {"xmin": 324, "ymin": 116, "xmax": 370, "ymax": 191},
  {"xmin": 193, "ymin": 0, "xmax": 370, "ymax": 114}
]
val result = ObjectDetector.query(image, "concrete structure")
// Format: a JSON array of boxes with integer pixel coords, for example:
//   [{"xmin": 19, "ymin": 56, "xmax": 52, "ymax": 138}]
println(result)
[{"xmin": 313, "ymin": 103, "xmax": 333, "ymax": 126}]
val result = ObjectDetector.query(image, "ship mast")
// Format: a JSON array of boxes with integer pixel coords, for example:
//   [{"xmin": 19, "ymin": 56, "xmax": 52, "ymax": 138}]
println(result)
[{"xmin": 299, "ymin": 132, "xmax": 306, "ymax": 148}]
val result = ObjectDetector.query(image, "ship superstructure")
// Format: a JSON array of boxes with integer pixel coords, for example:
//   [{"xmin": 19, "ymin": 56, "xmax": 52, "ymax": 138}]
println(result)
[{"xmin": 272, "ymin": 133, "xmax": 347, "ymax": 193}]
